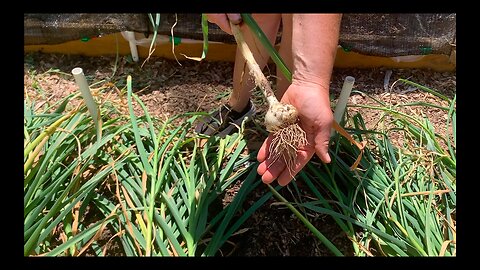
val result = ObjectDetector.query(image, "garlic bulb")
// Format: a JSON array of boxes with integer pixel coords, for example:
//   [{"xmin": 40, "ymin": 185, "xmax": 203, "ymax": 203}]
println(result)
[{"xmin": 264, "ymin": 97, "xmax": 299, "ymax": 132}]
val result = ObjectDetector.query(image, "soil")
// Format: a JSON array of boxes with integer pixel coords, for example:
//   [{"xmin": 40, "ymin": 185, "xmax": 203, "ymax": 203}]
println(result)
[{"xmin": 24, "ymin": 52, "xmax": 456, "ymax": 256}]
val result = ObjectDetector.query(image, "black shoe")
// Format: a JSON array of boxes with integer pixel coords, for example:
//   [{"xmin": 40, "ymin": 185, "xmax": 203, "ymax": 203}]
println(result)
[{"xmin": 195, "ymin": 100, "xmax": 256, "ymax": 137}]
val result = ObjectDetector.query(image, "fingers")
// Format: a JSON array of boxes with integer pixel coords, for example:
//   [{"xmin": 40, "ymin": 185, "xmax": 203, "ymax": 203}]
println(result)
[
  {"xmin": 257, "ymin": 134, "xmax": 315, "ymax": 186},
  {"xmin": 206, "ymin": 13, "xmax": 242, "ymax": 35},
  {"xmin": 256, "ymin": 135, "xmax": 272, "ymax": 163},
  {"xmin": 257, "ymin": 135, "xmax": 285, "ymax": 184},
  {"xmin": 258, "ymin": 158, "xmax": 286, "ymax": 184},
  {"xmin": 257, "ymin": 135, "xmax": 282, "ymax": 184},
  {"xmin": 227, "ymin": 14, "xmax": 242, "ymax": 24},
  {"xmin": 276, "ymin": 150, "xmax": 314, "ymax": 186}
]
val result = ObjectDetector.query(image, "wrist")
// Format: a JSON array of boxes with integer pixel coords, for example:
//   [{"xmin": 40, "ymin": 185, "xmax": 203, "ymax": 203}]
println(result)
[{"xmin": 291, "ymin": 73, "xmax": 331, "ymax": 95}]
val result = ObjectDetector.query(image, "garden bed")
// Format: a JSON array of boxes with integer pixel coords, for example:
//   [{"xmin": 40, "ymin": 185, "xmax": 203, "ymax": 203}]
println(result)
[{"xmin": 24, "ymin": 52, "xmax": 456, "ymax": 256}]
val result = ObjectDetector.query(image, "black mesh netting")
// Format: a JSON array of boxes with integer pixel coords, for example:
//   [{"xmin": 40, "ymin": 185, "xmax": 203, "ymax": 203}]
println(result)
[{"xmin": 24, "ymin": 13, "xmax": 456, "ymax": 57}]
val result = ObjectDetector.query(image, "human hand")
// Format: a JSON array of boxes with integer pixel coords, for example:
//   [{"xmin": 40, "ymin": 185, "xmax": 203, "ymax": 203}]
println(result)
[
  {"xmin": 205, "ymin": 14, "xmax": 242, "ymax": 35},
  {"xmin": 257, "ymin": 83, "xmax": 333, "ymax": 186}
]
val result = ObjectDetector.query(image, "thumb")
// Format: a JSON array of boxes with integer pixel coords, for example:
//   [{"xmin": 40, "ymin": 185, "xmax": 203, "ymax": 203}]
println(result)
[{"xmin": 315, "ymin": 130, "xmax": 331, "ymax": 164}]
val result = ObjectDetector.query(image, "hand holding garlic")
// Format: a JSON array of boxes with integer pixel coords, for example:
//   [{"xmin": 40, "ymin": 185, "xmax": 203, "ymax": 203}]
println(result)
[
  {"xmin": 257, "ymin": 83, "xmax": 333, "ymax": 186},
  {"xmin": 219, "ymin": 14, "xmax": 342, "ymax": 186}
]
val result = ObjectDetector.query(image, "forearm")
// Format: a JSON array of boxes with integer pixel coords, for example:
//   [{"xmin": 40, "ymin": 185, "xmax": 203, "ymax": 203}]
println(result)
[{"xmin": 291, "ymin": 14, "xmax": 342, "ymax": 94}]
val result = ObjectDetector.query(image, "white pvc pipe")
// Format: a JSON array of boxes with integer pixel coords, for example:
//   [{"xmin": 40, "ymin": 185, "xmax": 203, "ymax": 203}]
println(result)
[
  {"xmin": 331, "ymin": 76, "xmax": 355, "ymax": 137},
  {"xmin": 124, "ymin": 31, "xmax": 139, "ymax": 62},
  {"xmin": 71, "ymin": 67, "xmax": 100, "ymax": 128}
]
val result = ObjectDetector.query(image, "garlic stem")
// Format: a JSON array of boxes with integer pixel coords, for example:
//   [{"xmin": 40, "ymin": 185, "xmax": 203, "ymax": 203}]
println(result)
[{"xmin": 230, "ymin": 22, "xmax": 277, "ymax": 105}]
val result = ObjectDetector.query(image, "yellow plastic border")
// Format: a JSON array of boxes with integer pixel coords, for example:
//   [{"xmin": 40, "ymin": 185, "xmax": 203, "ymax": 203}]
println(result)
[{"xmin": 24, "ymin": 33, "xmax": 455, "ymax": 72}]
